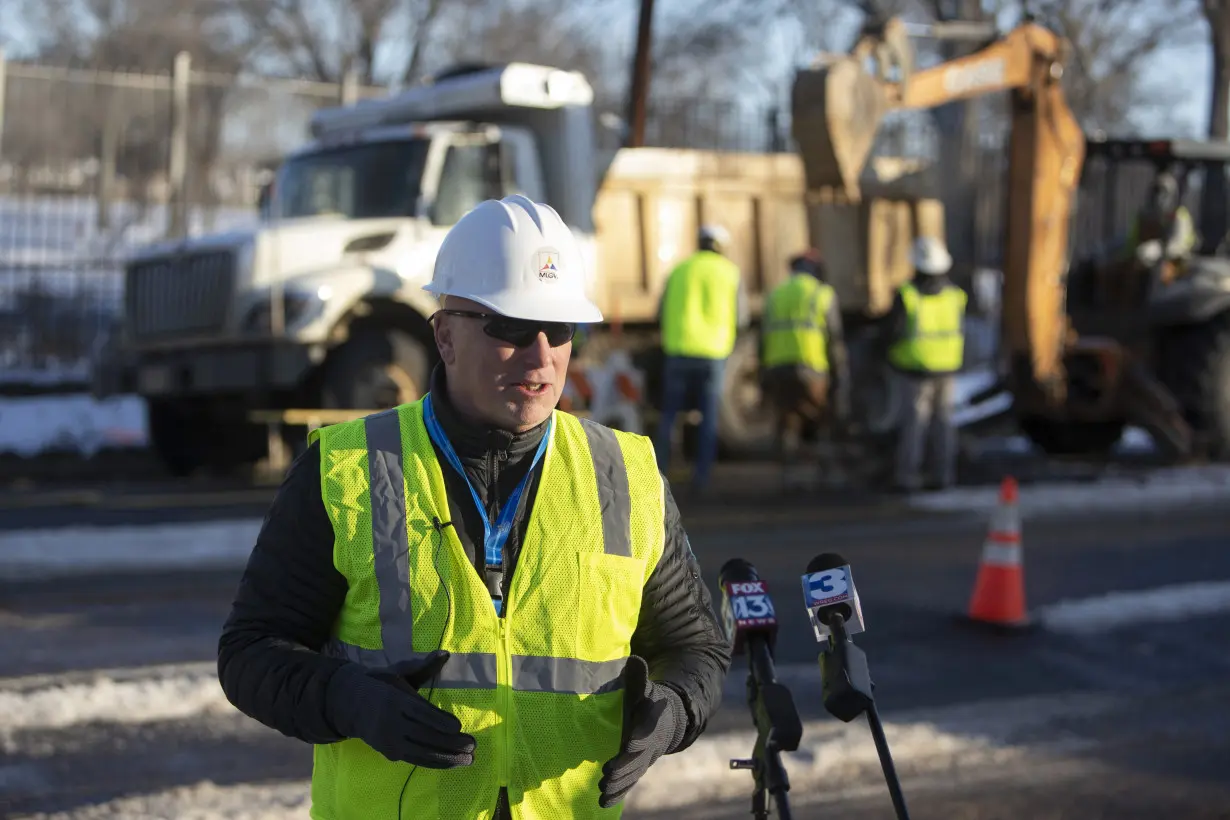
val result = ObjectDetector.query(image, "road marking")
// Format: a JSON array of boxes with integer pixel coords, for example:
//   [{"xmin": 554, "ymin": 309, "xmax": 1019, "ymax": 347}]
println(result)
[{"xmin": 1037, "ymin": 580, "xmax": 1230, "ymax": 635}]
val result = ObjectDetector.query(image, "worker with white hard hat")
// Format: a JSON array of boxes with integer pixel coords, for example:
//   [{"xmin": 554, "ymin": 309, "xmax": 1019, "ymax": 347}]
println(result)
[
  {"xmin": 655, "ymin": 223, "xmax": 749, "ymax": 495},
  {"xmin": 218, "ymin": 194, "xmax": 731, "ymax": 820},
  {"xmin": 884, "ymin": 235, "xmax": 968, "ymax": 492}
]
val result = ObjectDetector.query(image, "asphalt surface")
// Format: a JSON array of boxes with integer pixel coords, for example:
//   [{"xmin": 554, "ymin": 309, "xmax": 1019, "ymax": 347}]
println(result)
[{"xmin": 1, "ymin": 475, "xmax": 1229, "ymax": 818}]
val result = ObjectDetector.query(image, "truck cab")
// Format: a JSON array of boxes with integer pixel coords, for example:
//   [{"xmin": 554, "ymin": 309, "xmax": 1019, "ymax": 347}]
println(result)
[{"xmin": 94, "ymin": 64, "xmax": 599, "ymax": 475}]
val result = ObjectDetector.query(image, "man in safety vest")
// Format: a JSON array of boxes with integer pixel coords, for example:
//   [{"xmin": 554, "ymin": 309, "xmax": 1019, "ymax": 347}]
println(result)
[
  {"xmin": 218, "ymin": 195, "xmax": 732, "ymax": 819},
  {"xmin": 885, "ymin": 236, "xmax": 967, "ymax": 492},
  {"xmin": 655, "ymin": 224, "xmax": 749, "ymax": 495},
  {"xmin": 1126, "ymin": 171, "xmax": 1198, "ymax": 266},
  {"xmin": 759, "ymin": 249, "xmax": 851, "ymax": 489}
]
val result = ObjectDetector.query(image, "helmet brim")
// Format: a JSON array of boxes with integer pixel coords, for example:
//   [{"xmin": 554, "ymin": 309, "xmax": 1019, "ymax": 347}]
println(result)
[{"xmin": 423, "ymin": 282, "xmax": 604, "ymax": 324}]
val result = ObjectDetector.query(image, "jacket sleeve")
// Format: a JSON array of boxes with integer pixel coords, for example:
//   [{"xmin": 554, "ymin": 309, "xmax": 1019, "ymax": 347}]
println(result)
[
  {"xmin": 217, "ymin": 440, "xmax": 352, "ymax": 744},
  {"xmin": 630, "ymin": 476, "xmax": 733, "ymax": 752}
]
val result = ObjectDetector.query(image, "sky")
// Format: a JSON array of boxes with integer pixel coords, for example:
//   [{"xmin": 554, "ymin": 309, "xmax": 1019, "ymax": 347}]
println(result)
[{"xmin": 0, "ymin": 9, "xmax": 1217, "ymax": 141}]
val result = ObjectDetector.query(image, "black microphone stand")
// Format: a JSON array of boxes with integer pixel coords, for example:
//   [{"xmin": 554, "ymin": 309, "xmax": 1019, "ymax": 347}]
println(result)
[
  {"xmin": 730, "ymin": 636, "xmax": 803, "ymax": 820},
  {"xmin": 819, "ymin": 613, "xmax": 911, "ymax": 820}
]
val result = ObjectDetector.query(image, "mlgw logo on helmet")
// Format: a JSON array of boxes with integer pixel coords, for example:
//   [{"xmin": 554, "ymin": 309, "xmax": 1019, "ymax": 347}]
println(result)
[{"xmin": 535, "ymin": 248, "xmax": 561, "ymax": 282}]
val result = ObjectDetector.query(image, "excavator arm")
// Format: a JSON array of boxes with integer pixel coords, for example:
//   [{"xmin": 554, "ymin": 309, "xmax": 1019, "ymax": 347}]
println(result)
[{"xmin": 790, "ymin": 20, "xmax": 1087, "ymax": 419}]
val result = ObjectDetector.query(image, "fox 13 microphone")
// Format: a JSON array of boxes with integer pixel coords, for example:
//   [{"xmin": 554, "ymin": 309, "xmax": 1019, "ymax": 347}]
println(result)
[
  {"xmin": 718, "ymin": 558, "xmax": 803, "ymax": 820},
  {"xmin": 802, "ymin": 552, "xmax": 912, "ymax": 820}
]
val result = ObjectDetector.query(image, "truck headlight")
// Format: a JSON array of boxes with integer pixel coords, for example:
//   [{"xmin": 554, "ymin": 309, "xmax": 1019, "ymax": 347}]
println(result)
[{"xmin": 242, "ymin": 285, "xmax": 332, "ymax": 334}]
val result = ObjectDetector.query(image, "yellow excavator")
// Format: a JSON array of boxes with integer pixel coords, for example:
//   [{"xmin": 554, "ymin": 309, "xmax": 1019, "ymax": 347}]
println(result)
[{"xmin": 791, "ymin": 15, "xmax": 1220, "ymax": 462}]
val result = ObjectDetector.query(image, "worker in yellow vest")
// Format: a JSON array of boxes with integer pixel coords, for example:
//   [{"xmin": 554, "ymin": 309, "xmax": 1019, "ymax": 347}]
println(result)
[
  {"xmin": 218, "ymin": 195, "xmax": 732, "ymax": 819},
  {"xmin": 759, "ymin": 249, "xmax": 851, "ymax": 489},
  {"xmin": 886, "ymin": 236, "xmax": 967, "ymax": 492},
  {"xmin": 655, "ymin": 224, "xmax": 748, "ymax": 495}
]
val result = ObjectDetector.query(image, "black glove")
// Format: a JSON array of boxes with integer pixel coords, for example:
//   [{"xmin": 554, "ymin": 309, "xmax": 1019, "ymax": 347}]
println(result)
[
  {"xmin": 325, "ymin": 649, "xmax": 476, "ymax": 769},
  {"xmin": 597, "ymin": 655, "xmax": 688, "ymax": 808}
]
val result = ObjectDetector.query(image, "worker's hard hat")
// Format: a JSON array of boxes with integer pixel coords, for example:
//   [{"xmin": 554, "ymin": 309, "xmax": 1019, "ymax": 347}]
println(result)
[
  {"xmin": 912, "ymin": 236, "xmax": 952, "ymax": 275},
  {"xmin": 789, "ymin": 248, "xmax": 823, "ymax": 276},
  {"xmin": 424, "ymin": 195, "xmax": 602, "ymax": 324},
  {"xmin": 699, "ymin": 224, "xmax": 731, "ymax": 252}
]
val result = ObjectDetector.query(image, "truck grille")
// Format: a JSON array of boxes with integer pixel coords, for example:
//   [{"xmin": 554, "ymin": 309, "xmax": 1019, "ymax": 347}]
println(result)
[{"xmin": 126, "ymin": 250, "xmax": 236, "ymax": 341}]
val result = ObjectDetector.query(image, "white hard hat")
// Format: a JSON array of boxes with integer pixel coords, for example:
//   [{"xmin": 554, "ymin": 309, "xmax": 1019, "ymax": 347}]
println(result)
[
  {"xmin": 699, "ymin": 224, "xmax": 731, "ymax": 250},
  {"xmin": 424, "ymin": 194, "xmax": 603, "ymax": 323},
  {"xmin": 912, "ymin": 236, "xmax": 952, "ymax": 275}
]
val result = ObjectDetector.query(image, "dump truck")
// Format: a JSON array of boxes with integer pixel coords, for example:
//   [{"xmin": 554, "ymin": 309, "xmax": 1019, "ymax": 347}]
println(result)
[
  {"xmin": 795, "ymin": 16, "xmax": 1230, "ymax": 464},
  {"xmin": 93, "ymin": 61, "xmax": 943, "ymax": 475}
]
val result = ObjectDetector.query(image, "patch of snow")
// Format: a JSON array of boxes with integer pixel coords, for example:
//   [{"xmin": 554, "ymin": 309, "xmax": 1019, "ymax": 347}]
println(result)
[
  {"xmin": 1038, "ymin": 580, "xmax": 1230, "ymax": 635},
  {"xmin": 0, "ymin": 518, "xmax": 261, "ymax": 580},
  {"xmin": 0, "ymin": 395, "xmax": 147, "ymax": 457},
  {"xmin": 1, "ymin": 677, "xmax": 1131, "ymax": 818},
  {"xmin": 909, "ymin": 464, "xmax": 1230, "ymax": 517},
  {"xmin": 0, "ymin": 664, "xmax": 229, "ymax": 734}
]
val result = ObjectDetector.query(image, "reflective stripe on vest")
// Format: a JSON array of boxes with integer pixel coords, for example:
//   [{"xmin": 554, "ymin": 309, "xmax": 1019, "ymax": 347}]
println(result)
[
  {"xmin": 761, "ymin": 274, "xmax": 834, "ymax": 371},
  {"xmin": 660, "ymin": 250, "xmax": 741, "ymax": 359},
  {"xmin": 888, "ymin": 282, "xmax": 967, "ymax": 373},
  {"xmin": 306, "ymin": 402, "xmax": 665, "ymax": 820}
]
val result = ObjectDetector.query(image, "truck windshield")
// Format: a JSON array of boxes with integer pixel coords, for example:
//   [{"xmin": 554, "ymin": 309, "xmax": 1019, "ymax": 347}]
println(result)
[{"xmin": 272, "ymin": 139, "xmax": 430, "ymax": 220}]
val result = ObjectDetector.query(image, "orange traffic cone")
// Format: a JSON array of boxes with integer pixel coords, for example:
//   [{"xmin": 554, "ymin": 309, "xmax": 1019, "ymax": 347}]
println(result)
[{"xmin": 966, "ymin": 476, "xmax": 1031, "ymax": 630}]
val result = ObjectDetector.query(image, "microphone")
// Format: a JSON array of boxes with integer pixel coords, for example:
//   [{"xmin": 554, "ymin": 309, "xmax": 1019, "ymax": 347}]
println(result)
[
  {"xmin": 718, "ymin": 558, "xmax": 801, "ymax": 820},
  {"xmin": 800, "ymin": 552, "xmax": 912, "ymax": 820},
  {"xmin": 718, "ymin": 558, "xmax": 779, "ymax": 657},
  {"xmin": 802, "ymin": 552, "xmax": 865, "ymax": 641}
]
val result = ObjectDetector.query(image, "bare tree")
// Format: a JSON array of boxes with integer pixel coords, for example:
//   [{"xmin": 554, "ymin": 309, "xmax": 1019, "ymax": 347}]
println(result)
[{"xmin": 1201, "ymin": 0, "xmax": 1230, "ymax": 252}]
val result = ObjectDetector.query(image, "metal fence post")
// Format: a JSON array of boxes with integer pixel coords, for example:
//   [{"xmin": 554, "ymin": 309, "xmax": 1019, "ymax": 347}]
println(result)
[
  {"xmin": 168, "ymin": 50, "xmax": 191, "ymax": 238},
  {"xmin": 0, "ymin": 48, "xmax": 8, "ymax": 166}
]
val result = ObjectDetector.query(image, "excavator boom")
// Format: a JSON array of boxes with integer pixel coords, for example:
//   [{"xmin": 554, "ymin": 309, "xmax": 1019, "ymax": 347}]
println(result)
[{"xmin": 791, "ymin": 19, "xmax": 1086, "ymax": 418}]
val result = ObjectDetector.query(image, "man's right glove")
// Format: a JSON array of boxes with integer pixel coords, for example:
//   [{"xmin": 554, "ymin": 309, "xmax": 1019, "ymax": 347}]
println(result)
[{"xmin": 325, "ymin": 649, "xmax": 476, "ymax": 769}]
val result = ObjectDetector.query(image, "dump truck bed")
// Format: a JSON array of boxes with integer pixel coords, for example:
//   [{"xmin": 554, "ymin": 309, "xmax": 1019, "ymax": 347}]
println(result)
[{"xmin": 591, "ymin": 147, "xmax": 945, "ymax": 323}]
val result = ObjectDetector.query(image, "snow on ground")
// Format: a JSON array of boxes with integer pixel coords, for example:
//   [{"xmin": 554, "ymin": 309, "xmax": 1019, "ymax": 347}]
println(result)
[
  {"xmin": 0, "ymin": 518, "xmax": 261, "ymax": 580},
  {"xmin": 1037, "ymin": 580, "xmax": 1230, "ymax": 636},
  {"xmin": 0, "ymin": 394, "xmax": 147, "ymax": 457},
  {"xmin": 1, "ymin": 674, "xmax": 1132, "ymax": 818},
  {"xmin": 0, "ymin": 662, "xmax": 231, "ymax": 734},
  {"xmin": 908, "ymin": 463, "xmax": 1230, "ymax": 517}
]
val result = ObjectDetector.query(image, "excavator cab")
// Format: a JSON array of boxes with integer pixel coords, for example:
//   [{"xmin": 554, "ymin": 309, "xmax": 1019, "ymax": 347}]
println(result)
[{"xmin": 1064, "ymin": 137, "xmax": 1230, "ymax": 459}]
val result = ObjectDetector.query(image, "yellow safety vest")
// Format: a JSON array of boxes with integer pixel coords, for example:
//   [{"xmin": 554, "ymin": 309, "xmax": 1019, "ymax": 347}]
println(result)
[
  {"xmin": 761, "ymin": 274, "xmax": 834, "ymax": 372},
  {"xmin": 660, "ymin": 250, "xmax": 741, "ymax": 360},
  {"xmin": 307, "ymin": 400, "xmax": 666, "ymax": 820},
  {"xmin": 888, "ymin": 282, "xmax": 967, "ymax": 373}
]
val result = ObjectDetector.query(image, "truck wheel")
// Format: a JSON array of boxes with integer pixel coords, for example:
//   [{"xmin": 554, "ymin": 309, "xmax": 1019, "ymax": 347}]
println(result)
[
  {"xmin": 321, "ymin": 326, "xmax": 433, "ymax": 410},
  {"xmin": 147, "ymin": 400, "xmax": 202, "ymax": 477},
  {"xmin": 1019, "ymin": 416, "xmax": 1126, "ymax": 457},
  {"xmin": 716, "ymin": 335, "xmax": 775, "ymax": 459},
  {"xmin": 147, "ymin": 400, "xmax": 267, "ymax": 477},
  {"xmin": 1162, "ymin": 316, "xmax": 1230, "ymax": 459}
]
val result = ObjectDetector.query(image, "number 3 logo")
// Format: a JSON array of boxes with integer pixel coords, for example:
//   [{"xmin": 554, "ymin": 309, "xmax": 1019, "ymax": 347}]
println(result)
[{"xmin": 812, "ymin": 570, "xmax": 848, "ymax": 597}]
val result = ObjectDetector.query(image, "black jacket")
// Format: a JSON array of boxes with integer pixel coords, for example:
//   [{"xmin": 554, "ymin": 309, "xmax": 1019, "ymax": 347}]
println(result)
[
  {"xmin": 884, "ymin": 272, "xmax": 967, "ymax": 376},
  {"xmin": 217, "ymin": 367, "xmax": 732, "ymax": 796}
]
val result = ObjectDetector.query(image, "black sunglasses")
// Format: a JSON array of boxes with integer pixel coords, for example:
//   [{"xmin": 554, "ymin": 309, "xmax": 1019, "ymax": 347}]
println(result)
[{"xmin": 433, "ymin": 309, "xmax": 577, "ymax": 348}]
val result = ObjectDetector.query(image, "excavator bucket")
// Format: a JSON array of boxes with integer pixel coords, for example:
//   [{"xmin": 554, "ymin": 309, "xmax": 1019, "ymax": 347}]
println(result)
[
  {"xmin": 791, "ymin": 18, "xmax": 913, "ymax": 199},
  {"xmin": 791, "ymin": 58, "xmax": 889, "ymax": 199}
]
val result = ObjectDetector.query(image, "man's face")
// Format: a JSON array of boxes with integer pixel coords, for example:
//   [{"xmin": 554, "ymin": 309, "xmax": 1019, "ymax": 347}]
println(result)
[{"xmin": 433, "ymin": 296, "xmax": 572, "ymax": 432}]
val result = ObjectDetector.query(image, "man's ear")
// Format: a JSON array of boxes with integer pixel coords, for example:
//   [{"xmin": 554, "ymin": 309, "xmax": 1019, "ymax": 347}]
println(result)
[{"xmin": 435, "ymin": 315, "xmax": 456, "ymax": 365}]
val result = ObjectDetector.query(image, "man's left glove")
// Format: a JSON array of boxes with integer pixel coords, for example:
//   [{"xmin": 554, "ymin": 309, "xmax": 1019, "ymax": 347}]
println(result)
[{"xmin": 598, "ymin": 655, "xmax": 689, "ymax": 808}]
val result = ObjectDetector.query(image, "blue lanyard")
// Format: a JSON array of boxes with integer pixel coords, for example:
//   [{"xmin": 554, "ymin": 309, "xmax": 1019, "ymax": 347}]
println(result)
[{"xmin": 422, "ymin": 394, "xmax": 553, "ymax": 611}]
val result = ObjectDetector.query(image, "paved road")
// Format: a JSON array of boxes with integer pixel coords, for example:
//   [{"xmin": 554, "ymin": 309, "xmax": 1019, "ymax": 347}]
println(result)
[{"xmin": 1, "ymin": 500, "xmax": 1228, "ymax": 817}]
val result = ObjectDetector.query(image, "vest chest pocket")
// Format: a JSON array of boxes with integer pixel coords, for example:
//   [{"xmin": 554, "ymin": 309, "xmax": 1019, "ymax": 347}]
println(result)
[{"xmin": 575, "ymin": 552, "xmax": 647, "ymax": 662}]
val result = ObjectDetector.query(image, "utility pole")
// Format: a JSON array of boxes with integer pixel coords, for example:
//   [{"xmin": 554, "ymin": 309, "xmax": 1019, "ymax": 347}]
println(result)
[{"xmin": 626, "ymin": 0, "xmax": 656, "ymax": 147}]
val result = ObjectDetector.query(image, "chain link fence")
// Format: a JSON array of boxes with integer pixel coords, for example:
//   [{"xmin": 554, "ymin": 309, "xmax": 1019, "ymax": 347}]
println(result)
[{"xmin": 0, "ymin": 53, "xmax": 375, "ymax": 393}]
